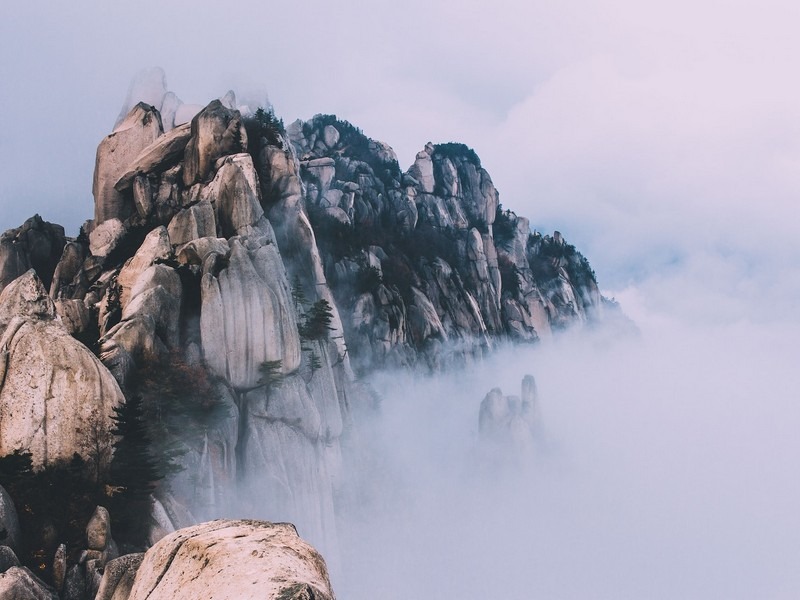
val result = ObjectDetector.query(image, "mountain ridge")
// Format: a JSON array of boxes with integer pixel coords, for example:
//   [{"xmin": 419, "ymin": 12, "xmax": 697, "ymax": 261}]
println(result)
[{"xmin": 0, "ymin": 81, "xmax": 625, "ymax": 596}]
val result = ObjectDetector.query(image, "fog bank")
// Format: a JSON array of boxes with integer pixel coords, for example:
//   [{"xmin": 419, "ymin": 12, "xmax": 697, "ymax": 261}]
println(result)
[{"xmin": 337, "ymin": 279, "xmax": 800, "ymax": 598}]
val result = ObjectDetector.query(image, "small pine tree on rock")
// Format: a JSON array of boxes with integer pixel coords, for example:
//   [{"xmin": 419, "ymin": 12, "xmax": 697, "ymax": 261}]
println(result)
[{"xmin": 299, "ymin": 298, "xmax": 335, "ymax": 342}]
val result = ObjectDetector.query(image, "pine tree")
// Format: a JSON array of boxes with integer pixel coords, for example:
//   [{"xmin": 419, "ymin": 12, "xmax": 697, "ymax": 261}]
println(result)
[
  {"xmin": 309, "ymin": 351, "xmax": 323, "ymax": 378},
  {"xmin": 109, "ymin": 395, "xmax": 162, "ymax": 500},
  {"xmin": 299, "ymin": 298, "xmax": 335, "ymax": 341},
  {"xmin": 258, "ymin": 359, "xmax": 284, "ymax": 389},
  {"xmin": 108, "ymin": 395, "xmax": 162, "ymax": 547}
]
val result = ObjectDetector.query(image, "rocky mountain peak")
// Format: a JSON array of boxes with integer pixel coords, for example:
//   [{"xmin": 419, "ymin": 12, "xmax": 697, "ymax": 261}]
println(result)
[{"xmin": 0, "ymin": 74, "xmax": 623, "ymax": 595}]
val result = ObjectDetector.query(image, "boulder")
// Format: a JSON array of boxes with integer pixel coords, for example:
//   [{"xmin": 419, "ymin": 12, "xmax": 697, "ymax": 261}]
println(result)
[
  {"xmin": 132, "ymin": 175, "xmax": 153, "ymax": 219},
  {"xmin": 127, "ymin": 520, "xmax": 335, "ymax": 600},
  {"xmin": 0, "ymin": 488, "xmax": 19, "ymax": 555},
  {"xmin": 86, "ymin": 506, "xmax": 112, "ymax": 552},
  {"xmin": 322, "ymin": 125, "xmax": 340, "ymax": 148},
  {"xmin": 0, "ymin": 567, "xmax": 57, "ymax": 599},
  {"xmin": 89, "ymin": 218, "xmax": 126, "ymax": 258},
  {"xmin": 202, "ymin": 153, "xmax": 263, "ymax": 237},
  {"xmin": 94, "ymin": 103, "xmax": 163, "ymax": 224},
  {"xmin": 182, "ymin": 100, "xmax": 248, "ymax": 187},
  {"xmin": 114, "ymin": 122, "xmax": 192, "ymax": 191},
  {"xmin": 0, "ymin": 546, "xmax": 20, "ymax": 574},
  {"xmin": 95, "ymin": 553, "xmax": 143, "ymax": 600},
  {"xmin": 323, "ymin": 206, "xmax": 350, "ymax": 226},
  {"xmin": 0, "ymin": 270, "xmax": 55, "ymax": 329},
  {"xmin": 175, "ymin": 237, "xmax": 229, "ymax": 266},
  {"xmin": 301, "ymin": 158, "xmax": 335, "ymax": 201},
  {"xmin": 0, "ymin": 272, "xmax": 124, "ymax": 468},
  {"xmin": 49, "ymin": 241, "xmax": 86, "ymax": 299},
  {"xmin": 117, "ymin": 226, "xmax": 172, "ymax": 309},
  {"xmin": 0, "ymin": 215, "xmax": 66, "ymax": 294},
  {"xmin": 167, "ymin": 200, "xmax": 216, "ymax": 245}
]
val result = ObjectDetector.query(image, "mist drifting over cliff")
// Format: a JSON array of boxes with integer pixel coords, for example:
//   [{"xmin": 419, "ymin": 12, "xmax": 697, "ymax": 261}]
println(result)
[{"xmin": 336, "ymin": 262, "xmax": 800, "ymax": 599}]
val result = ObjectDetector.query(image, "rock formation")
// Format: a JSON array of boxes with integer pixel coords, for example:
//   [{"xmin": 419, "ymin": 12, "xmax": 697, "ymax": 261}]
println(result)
[
  {"xmin": 0, "ymin": 73, "xmax": 621, "ymax": 592},
  {"xmin": 0, "ymin": 271, "xmax": 123, "ymax": 468},
  {"xmin": 0, "ymin": 486, "xmax": 20, "ymax": 554},
  {"xmin": 283, "ymin": 117, "xmax": 608, "ymax": 374},
  {"xmin": 479, "ymin": 375, "xmax": 540, "ymax": 456},
  {"xmin": 0, "ymin": 566, "xmax": 57, "ymax": 599},
  {"xmin": 127, "ymin": 520, "xmax": 335, "ymax": 600}
]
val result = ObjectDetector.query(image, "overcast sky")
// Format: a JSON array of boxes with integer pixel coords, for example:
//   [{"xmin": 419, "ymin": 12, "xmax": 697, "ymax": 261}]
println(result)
[{"xmin": 2, "ymin": 0, "xmax": 799, "ymax": 297}]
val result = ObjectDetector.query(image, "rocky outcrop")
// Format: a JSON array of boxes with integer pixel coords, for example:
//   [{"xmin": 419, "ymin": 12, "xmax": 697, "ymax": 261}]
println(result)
[
  {"xmin": 127, "ymin": 520, "xmax": 335, "ymax": 600},
  {"xmin": 0, "ymin": 487, "xmax": 20, "ymax": 554},
  {"xmin": 479, "ymin": 375, "xmax": 539, "ymax": 455},
  {"xmin": 0, "ymin": 271, "xmax": 123, "ymax": 468},
  {"xmin": 0, "ymin": 215, "xmax": 65, "ymax": 294},
  {"xmin": 88, "ymin": 218, "xmax": 126, "ymax": 258},
  {"xmin": 0, "ymin": 546, "xmax": 20, "ymax": 574},
  {"xmin": 114, "ymin": 122, "xmax": 192, "ymax": 192},
  {"xmin": 94, "ymin": 103, "xmax": 163, "ymax": 224},
  {"xmin": 200, "ymin": 230, "xmax": 301, "ymax": 388},
  {"xmin": 284, "ymin": 118, "xmax": 607, "ymax": 372},
  {"xmin": 95, "ymin": 553, "xmax": 143, "ymax": 600},
  {"xmin": 0, "ymin": 566, "xmax": 57, "ymax": 599},
  {"xmin": 182, "ymin": 100, "xmax": 248, "ymax": 187}
]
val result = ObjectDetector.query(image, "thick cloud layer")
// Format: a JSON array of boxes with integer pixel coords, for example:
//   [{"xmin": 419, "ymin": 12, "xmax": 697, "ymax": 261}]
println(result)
[{"xmin": 338, "ymin": 305, "xmax": 800, "ymax": 599}]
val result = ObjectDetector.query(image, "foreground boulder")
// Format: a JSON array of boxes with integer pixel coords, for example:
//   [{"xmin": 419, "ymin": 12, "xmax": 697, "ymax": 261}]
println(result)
[
  {"xmin": 0, "ymin": 566, "xmax": 57, "ymax": 599},
  {"xmin": 127, "ymin": 520, "xmax": 335, "ymax": 600}
]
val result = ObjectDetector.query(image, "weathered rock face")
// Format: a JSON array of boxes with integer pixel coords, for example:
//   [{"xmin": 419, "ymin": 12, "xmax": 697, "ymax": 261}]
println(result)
[
  {"xmin": 0, "ymin": 487, "xmax": 20, "ymax": 554},
  {"xmin": 95, "ymin": 553, "xmax": 143, "ymax": 600},
  {"xmin": 0, "ymin": 271, "xmax": 123, "ymax": 468},
  {"xmin": 479, "ymin": 375, "xmax": 539, "ymax": 456},
  {"xmin": 127, "ymin": 520, "xmax": 335, "ymax": 600},
  {"xmin": 200, "ymin": 231, "xmax": 301, "ymax": 388},
  {"xmin": 0, "ymin": 546, "xmax": 20, "ymax": 574},
  {"xmin": 287, "ymin": 117, "xmax": 606, "ymax": 372},
  {"xmin": 0, "ymin": 566, "xmax": 57, "ymax": 599},
  {"xmin": 182, "ymin": 100, "xmax": 248, "ymax": 187},
  {"xmin": 114, "ymin": 122, "xmax": 192, "ymax": 192},
  {"xmin": 94, "ymin": 103, "xmax": 163, "ymax": 224},
  {"xmin": 0, "ymin": 215, "xmax": 66, "ymax": 294}
]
